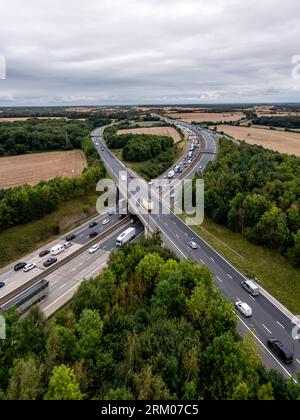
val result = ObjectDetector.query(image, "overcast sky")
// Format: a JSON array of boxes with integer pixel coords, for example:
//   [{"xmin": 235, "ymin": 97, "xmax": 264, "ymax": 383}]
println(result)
[{"xmin": 0, "ymin": 0, "xmax": 299, "ymax": 106}]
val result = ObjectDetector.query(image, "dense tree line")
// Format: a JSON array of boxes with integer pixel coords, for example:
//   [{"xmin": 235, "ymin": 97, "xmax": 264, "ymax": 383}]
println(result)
[
  {"xmin": 105, "ymin": 129, "xmax": 177, "ymax": 179},
  {"xmin": 0, "ymin": 137, "xmax": 106, "ymax": 231},
  {"xmin": 0, "ymin": 234, "xmax": 299, "ymax": 400},
  {"xmin": 252, "ymin": 116, "xmax": 300, "ymax": 129},
  {"xmin": 0, "ymin": 119, "xmax": 92, "ymax": 156},
  {"xmin": 201, "ymin": 139, "xmax": 300, "ymax": 266}
]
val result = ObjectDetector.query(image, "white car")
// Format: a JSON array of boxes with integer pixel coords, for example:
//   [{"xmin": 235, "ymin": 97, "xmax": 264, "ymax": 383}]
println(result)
[
  {"xmin": 102, "ymin": 219, "xmax": 110, "ymax": 226},
  {"xmin": 235, "ymin": 301, "xmax": 253, "ymax": 318},
  {"xmin": 64, "ymin": 242, "xmax": 73, "ymax": 249},
  {"xmin": 189, "ymin": 241, "xmax": 198, "ymax": 250},
  {"xmin": 89, "ymin": 244, "xmax": 100, "ymax": 254},
  {"xmin": 23, "ymin": 263, "xmax": 36, "ymax": 273},
  {"xmin": 188, "ymin": 160, "xmax": 192, "ymax": 164}
]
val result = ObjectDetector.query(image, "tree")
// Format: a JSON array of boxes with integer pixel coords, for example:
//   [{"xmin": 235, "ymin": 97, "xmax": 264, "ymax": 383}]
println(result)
[
  {"xmin": 257, "ymin": 383, "xmax": 274, "ymax": 400},
  {"xmin": 16, "ymin": 305, "xmax": 46, "ymax": 357},
  {"xmin": 76, "ymin": 309, "xmax": 103, "ymax": 361},
  {"xmin": 6, "ymin": 357, "xmax": 44, "ymax": 400},
  {"xmin": 45, "ymin": 365, "xmax": 84, "ymax": 400},
  {"xmin": 135, "ymin": 253, "xmax": 164, "ymax": 296},
  {"xmin": 104, "ymin": 388, "xmax": 134, "ymax": 400}
]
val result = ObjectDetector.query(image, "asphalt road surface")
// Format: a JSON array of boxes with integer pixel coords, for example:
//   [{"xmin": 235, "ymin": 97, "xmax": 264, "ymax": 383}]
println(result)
[{"xmin": 92, "ymin": 123, "xmax": 300, "ymax": 380}]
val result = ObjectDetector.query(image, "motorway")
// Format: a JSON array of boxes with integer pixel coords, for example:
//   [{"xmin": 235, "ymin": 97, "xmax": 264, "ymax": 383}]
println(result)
[
  {"xmin": 92, "ymin": 123, "xmax": 300, "ymax": 380},
  {"xmin": 0, "ymin": 212, "xmax": 120, "ymax": 301},
  {"xmin": 40, "ymin": 220, "xmax": 144, "ymax": 318}
]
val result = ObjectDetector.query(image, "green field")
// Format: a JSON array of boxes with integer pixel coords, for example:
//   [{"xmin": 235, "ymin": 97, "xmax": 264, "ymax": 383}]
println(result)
[
  {"xmin": 0, "ymin": 192, "xmax": 98, "ymax": 269},
  {"xmin": 188, "ymin": 216, "xmax": 300, "ymax": 314}
]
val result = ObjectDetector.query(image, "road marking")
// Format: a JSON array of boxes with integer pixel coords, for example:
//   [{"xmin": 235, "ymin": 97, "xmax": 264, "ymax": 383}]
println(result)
[
  {"xmin": 296, "ymin": 359, "xmax": 300, "ymax": 366},
  {"xmin": 236, "ymin": 297, "xmax": 242, "ymax": 302},
  {"xmin": 262, "ymin": 324, "xmax": 272, "ymax": 335},
  {"xmin": 276, "ymin": 321, "xmax": 285, "ymax": 330},
  {"xmin": 200, "ymin": 259, "xmax": 205, "ymax": 265},
  {"xmin": 176, "ymin": 234, "xmax": 180, "ymax": 238},
  {"xmin": 210, "ymin": 257, "xmax": 215, "ymax": 262},
  {"xmin": 237, "ymin": 315, "xmax": 293, "ymax": 381},
  {"xmin": 216, "ymin": 276, "xmax": 223, "ymax": 284},
  {"xmin": 250, "ymin": 295, "xmax": 256, "ymax": 302},
  {"xmin": 228, "ymin": 274, "xmax": 233, "ymax": 280}
]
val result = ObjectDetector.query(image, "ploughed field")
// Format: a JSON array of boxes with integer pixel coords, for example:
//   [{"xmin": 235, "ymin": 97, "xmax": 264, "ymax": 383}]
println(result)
[
  {"xmin": 0, "ymin": 150, "xmax": 87, "ymax": 189},
  {"xmin": 117, "ymin": 126, "xmax": 182, "ymax": 143},
  {"xmin": 215, "ymin": 125, "xmax": 300, "ymax": 157}
]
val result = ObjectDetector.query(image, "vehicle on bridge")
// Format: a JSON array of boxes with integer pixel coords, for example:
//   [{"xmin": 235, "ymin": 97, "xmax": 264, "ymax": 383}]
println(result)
[{"xmin": 51, "ymin": 244, "xmax": 65, "ymax": 256}]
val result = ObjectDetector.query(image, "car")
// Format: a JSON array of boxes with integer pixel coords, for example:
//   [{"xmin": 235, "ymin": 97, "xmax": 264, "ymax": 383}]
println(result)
[
  {"xmin": 118, "ymin": 214, "xmax": 126, "ymax": 220},
  {"xmin": 129, "ymin": 174, "xmax": 135, "ymax": 179},
  {"xmin": 241, "ymin": 280, "xmax": 260, "ymax": 297},
  {"xmin": 23, "ymin": 263, "xmax": 36, "ymax": 273},
  {"xmin": 102, "ymin": 219, "xmax": 110, "ymax": 226},
  {"xmin": 66, "ymin": 233, "xmax": 76, "ymax": 241},
  {"xmin": 64, "ymin": 242, "xmax": 73, "ymax": 249},
  {"xmin": 89, "ymin": 231, "xmax": 99, "ymax": 239},
  {"xmin": 89, "ymin": 244, "xmax": 100, "ymax": 254},
  {"xmin": 39, "ymin": 250, "xmax": 50, "ymax": 258},
  {"xmin": 267, "ymin": 337, "xmax": 293, "ymax": 365},
  {"xmin": 14, "ymin": 262, "xmax": 27, "ymax": 272},
  {"xmin": 43, "ymin": 257, "xmax": 58, "ymax": 268},
  {"xmin": 89, "ymin": 221, "xmax": 98, "ymax": 229},
  {"xmin": 235, "ymin": 301, "xmax": 253, "ymax": 318},
  {"xmin": 108, "ymin": 209, "xmax": 115, "ymax": 216},
  {"xmin": 189, "ymin": 241, "xmax": 198, "ymax": 250},
  {"xmin": 188, "ymin": 160, "xmax": 192, "ymax": 164},
  {"xmin": 0, "ymin": 282, "xmax": 5, "ymax": 289}
]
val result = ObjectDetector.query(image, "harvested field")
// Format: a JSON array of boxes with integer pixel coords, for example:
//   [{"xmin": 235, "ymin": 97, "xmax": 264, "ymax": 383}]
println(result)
[
  {"xmin": 117, "ymin": 126, "xmax": 182, "ymax": 143},
  {"xmin": 215, "ymin": 125, "xmax": 300, "ymax": 156},
  {"xmin": 0, "ymin": 150, "xmax": 87, "ymax": 189},
  {"xmin": 164, "ymin": 112, "xmax": 245, "ymax": 123}
]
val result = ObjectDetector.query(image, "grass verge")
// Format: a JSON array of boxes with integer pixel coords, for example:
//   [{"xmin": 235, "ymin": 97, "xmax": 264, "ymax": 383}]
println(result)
[
  {"xmin": 185, "ymin": 216, "xmax": 300, "ymax": 314},
  {"xmin": 0, "ymin": 191, "xmax": 98, "ymax": 269}
]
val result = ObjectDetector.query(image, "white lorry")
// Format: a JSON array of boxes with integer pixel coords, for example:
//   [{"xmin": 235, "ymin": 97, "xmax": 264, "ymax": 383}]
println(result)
[
  {"xmin": 51, "ymin": 244, "xmax": 65, "ymax": 256},
  {"xmin": 116, "ymin": 227, "xmax": 136, "ymax": 247}
]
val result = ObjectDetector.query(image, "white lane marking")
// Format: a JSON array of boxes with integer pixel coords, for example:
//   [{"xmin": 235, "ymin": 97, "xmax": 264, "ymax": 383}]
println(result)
[
  {"xmin": 210, "ymin": 257, "xmax": 215, "ymax": 262},
  {"xmin": 236, "ymin": 297, "xmax": 242, "ymax": 302},
  {"xmin": 262, "ymin": 324, "xmax": 272, "ymax": 335},
  {"xmin": 200, "ymin": 259, "xmax": 205, "ymax": 265},
  {"xmin": 216, "ymin": 276, "xmax": 223, "ymax": 284},
  {"xmin": 237, "ymin": 316, "xmax": 293, "ymax": 381},
  {"xmin": 296, "ymin": 359, "xmax": 300, "ymax": 366},
  {"xmin": 228, "ymin": 274, "xmax": 233, "ymax": 280},
  {"xmin": 276, "ymin": 321, "xmax": 285, "ymax": 330},
  {"xmin": 176, "ymin": 234, "xmax": 180, "ymax": 238},
  {"xmin": 250, "ymin": 295, "xmax": 256, "ymax": 302}
]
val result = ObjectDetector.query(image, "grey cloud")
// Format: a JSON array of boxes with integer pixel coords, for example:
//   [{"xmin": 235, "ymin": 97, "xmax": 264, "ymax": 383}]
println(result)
[{"xmin": 0, "ymin": 0, "xmax": 300, "ymax": 105}]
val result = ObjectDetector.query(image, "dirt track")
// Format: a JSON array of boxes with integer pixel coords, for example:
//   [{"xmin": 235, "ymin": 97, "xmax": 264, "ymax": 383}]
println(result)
[{"xmin": 0, "ymin": 150, "xmax": 87, "ymax": 189}]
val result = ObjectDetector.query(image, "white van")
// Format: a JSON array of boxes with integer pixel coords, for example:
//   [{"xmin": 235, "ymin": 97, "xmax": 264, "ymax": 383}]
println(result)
[
  {"xmin": 241, "ymin": 280, "xmax": 260, "ymax": 297},
  {"xmin": 51, "ymin": 244, "xmax": 65, "ymax": 256}
]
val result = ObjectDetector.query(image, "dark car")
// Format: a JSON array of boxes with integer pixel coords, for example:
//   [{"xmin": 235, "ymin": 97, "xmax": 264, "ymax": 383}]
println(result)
[
  {"xmin": 89, "ymin": 221, "xmax": 98, "ymax": 229},
  {"xmin": 118, "ymin": 214, "xmax": 126, "ymax": 220},
  {"xmin": 66, "ymin": 233, "xmax": 76, "ymax": 242},
  {"xmin": 14, "ymin": 262, "xmax": 27, "ymax": 271},
  {"xmin": 0, "ymin": 282, "xmax": 5, "ymax": 289},
  {"xmin": 89, "ymin": 231, "xmax": 99, "ymax": 239},
  {"xmin": 43, "ymin": 257, "xmax": 58, "ymax": 268},
  {"xmin": 267, "ymin": 337, "xmax": 293, "ymax": 365},
  {"xmin": 39, "ymin": 249, "xmax": 50, "ymax": 258}
]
